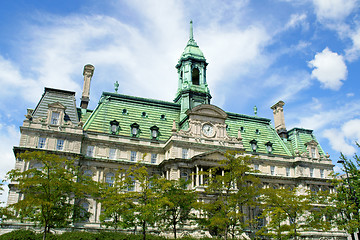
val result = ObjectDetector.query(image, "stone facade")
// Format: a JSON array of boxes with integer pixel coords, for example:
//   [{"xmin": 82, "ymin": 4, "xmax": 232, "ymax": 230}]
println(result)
[{"xmin": 5, "ymin": 22, "xmax": 347, "ymax": 239}]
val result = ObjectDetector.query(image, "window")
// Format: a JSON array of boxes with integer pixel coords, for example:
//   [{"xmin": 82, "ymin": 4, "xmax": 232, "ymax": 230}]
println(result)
[
  {"xmin": 83, "ymin": 170, "xmax": 93, "ymax": 177},
  {"xmin": 270, "ymin": 166, "xmax": 275, "ymax": 175},
  {"xmin": 311, "ymin": 147, "xmax": 316, "ymax": 158},
  {"xmin": 192, "ymin": 68, "xmax": 200, "ymax": 85},
  {"xmin": 50, "ymin": 112, "xmax": 60, "ymax": 125},
  {"xmin": 122, "ymin": 109, "xmax": 127, "ymax": 114},
  {"xmin": 181, "ymin": 172, "xmax": 188, "ymax": 181},
  {"xmin": 142, "ymin": 112, "xmax": 147, "ymax": 117},
  {"xmin": 182, "ymin": 148, "xmax": 188, "ymax": 159},
  {"xmin": 105, "ymin": 173, "xmax": 115, "ymax": 187},
  {"xmin": 254, "ymin": 164, "xmax": 259, "ymax": 171},
  {"xmin": 160, "ymin": 114, "xmax": 166, "ymax": 120},
  {"xmin": 80, "ymin": 202, "xmax": 89, "ymax": 222},
  {"xmin": 56, "ymin": 139, "xmax": 64, "ymax": 151},
  {"xmin": 286, "ymin": 167, "xmax": 290, "ymax": 177},
  {"xmin": 86, "ymin": 146, "xmax": 94, "ymax": 157},
  {"xmin": 151, "ymin": 153, "xmax": 157, "ymax": 164},
  {"xmin": 38, "ymin": 137, "xmax": 46, "ymax": 149},
  {"xmin": 320, "ymin": 169, "xmax": 324, "ymax": 178},
  {"xmin": 130, "ymin": 151, "xmax": 137, "ymax": 161},
  {"xmin": 127, "ymin": 176, "xmax": 135, "ymax": 191},
  {"xmin": 310, "ymin": 168, "xmax": 314, "ymax": 177},
  {"xmin": 109, "ymin": 148, "xmax": 116, "ymax": 159}
]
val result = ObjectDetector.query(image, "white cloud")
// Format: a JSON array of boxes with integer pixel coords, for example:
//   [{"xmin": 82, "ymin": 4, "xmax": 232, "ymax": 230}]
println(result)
[
  {"xmin": 0, "ymin": 123, "xmax": 19, "ymax": 180},
  {"xmin": 347, "ymin": 92, "xmax": 355, "ymax": 97},
  {"xmin": 345, "ymin": 26, "xmax": 360, "ymax": 61},
  {"xmin": 323, "ymin": 119, "xmax": 360, "ymax": 155},
  {"xmin": 312, "ymin": 0, "xmax": 358, "ymax": 21},
  {"xmin": 308, "ymin": 47, "xmax": 347, "ymax": 90},
  {"xmin": 285, "ymin": 13, "xmax": 308, "ymax": 30}
]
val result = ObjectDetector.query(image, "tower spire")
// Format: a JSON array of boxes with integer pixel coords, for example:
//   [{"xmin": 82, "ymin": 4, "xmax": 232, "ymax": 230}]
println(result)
[{"xmin": 190, "ymin": 20, "xmax": 194, "ymax": 41}]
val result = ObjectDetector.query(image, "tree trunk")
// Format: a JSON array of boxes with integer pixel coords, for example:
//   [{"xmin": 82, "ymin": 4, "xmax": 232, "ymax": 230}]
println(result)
[
  {"xmin": 173, "ymin": 218, "xmax": 177, "ymax": 239},
  {"xmin": 142, "ymin": 221, "xmax": 146, "ymax": 240},
  {"xmin": 43, "ymin": 223, "xmax": 47, "ymax": 240}
]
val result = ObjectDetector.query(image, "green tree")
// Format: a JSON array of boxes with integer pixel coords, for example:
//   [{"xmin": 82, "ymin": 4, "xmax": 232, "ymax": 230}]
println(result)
[
  {"xmin": 157, "ymin": 178, "xmax": 197, "ymax": 239},
  {"xmin": 100, "ymin": 163, "xmax": 161, "ymax": 240},
  {"xmin": 6, "ymin": 151, "xmax": 95, "ymax": 240},
  {"xmin": 196, "ymin": 151, "xmax": 261, "ymax": 239},
  {"xmin": 330, "ymin": 152, "xmax": 360, "ymax": 240},
  {"xmin": 258, "ymin": 187, "xmax": 311, "ymax": 240}
]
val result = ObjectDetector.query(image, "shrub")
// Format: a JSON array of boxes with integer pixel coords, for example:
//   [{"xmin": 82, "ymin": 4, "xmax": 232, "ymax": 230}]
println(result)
[
  {"xmin": 56, "ymin": 231, "xmax": 96, "ymax": 240},
  {"xmin": 0, "ymin": 229, "xmax": 36, "ymax": 240}
]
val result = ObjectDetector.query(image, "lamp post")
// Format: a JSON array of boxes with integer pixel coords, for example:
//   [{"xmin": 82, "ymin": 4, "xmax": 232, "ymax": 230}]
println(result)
[{"xmin": 337, "ymin": 159, "xmax": 360, "ymax": 240}]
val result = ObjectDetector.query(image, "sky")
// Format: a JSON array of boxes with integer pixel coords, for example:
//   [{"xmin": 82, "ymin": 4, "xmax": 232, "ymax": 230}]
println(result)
[{"xmin": 1, "ymin": 0, "xmax": 360, "ymax": 204}]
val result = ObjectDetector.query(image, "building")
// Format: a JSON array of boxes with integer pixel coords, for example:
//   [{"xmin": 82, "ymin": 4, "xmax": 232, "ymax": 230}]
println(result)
[{"xmin": 6, "ymin": 21, "xmax": 345, "ymax": 239}]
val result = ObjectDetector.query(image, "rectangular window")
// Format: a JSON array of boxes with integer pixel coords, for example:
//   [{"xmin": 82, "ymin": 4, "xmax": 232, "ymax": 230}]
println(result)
[
  {"xmin": 38, "ymin": 137, "xmax": 46, "ymax": 149},
  {"xmin": 254, "ymin": 164, "xmax": 259, "ymax": 171},
  {"xmin": 151, "ymin": 153, "xmax": 157, "ymax": 164},
  {"xmin": 130, "ymin": 151, "xmax": 137, "ymax": 162},
  {"xmin": 127, "ymin": 176, "xmax": 135, "ymax": 191},
  {"xmin": 310, "ymin": 168, "xmax": 314, "ymax": 177},
  {"xmin": 86, "ymin": 146, "xmax": 94, "ymax": 157},
  {"xmin": 311, "ymin": 147, "xmax": 316, "ymax": 158},
  {"xmin": 320, "ymin": 169, "xmax": 324, "ymax": 178},
  {"xmin": 286, "ymin": 167, "xmax": 290, "ymax": 177},
  {"xmin": 270, "ymin": 166, "xmax": 275, "ymax": 175},
  {"xmin": 56, "ymin": 139, "xmax": 64, "ymax": 151},
  {"xmin": 51, "ymin": 112, "xmax": 60, "ymax": 125},
  {"xmin": 109, "ymin": 148, "xmax": 116, "ymax": 159},
  {"xmin": 182, "ymin": 148, "xmax": 188, "ymax": 159}
]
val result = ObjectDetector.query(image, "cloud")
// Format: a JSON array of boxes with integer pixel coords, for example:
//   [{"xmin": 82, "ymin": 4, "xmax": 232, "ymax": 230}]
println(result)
[
  {"xmin": 285, "ymin": 13, "xmax": 308, "ymax": 30},
  {"xmin": 312, "ymin": 0, "xmax": 358, "ymax": 21},
  {"xmin": 323, "ymin": 119, "xmax": 360, "ymax": 155},
  {"xmin": 308, "ymin": 47, "xmax": 347, "ymax": 90},
  {"xmin": 345, "ymin": 26, "xmax": 360, "ymax": 61},
  {"xmin": 0, "ymin": 123, "xmax": 19, "ymax": 180}
]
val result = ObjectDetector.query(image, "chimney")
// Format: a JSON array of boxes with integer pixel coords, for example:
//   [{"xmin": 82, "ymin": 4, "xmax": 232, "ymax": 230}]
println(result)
[
  {"xmin": 80, "ymin": 64, "xmax": 95, "ymax": 109},
  {"xmin": 271, "ymin": 100, "xmax": 287, "ymax": 138}
]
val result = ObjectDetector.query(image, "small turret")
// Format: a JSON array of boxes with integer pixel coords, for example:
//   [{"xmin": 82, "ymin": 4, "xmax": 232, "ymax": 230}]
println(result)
[{"xmin": 80, "ymin": 64, "xmax": 95, "ymax": 109}]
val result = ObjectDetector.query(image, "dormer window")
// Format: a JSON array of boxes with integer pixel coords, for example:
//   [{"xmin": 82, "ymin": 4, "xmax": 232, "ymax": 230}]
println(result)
[
  {"xmin": 240, "ymin": 126, "xmax": 244, "ymax": 132},
  {"xmin": 110, "ymin": 120, "xmax": 119, "ymax": 134},
  {"xmin": 130, "ymin": 123, "xmax": 139, "ymax": 137},
  {"xmin": 250, "ymin": 139, "xmax": 257, "ymax": 152},
  {"xmin": 51, "ymin": 112, "xmax": 60, "ymax": 125},
  {"xmin": 305, "ymin": 140, "xmax": 319, "ymax": 159},
  {"xmin": 150, "ymin": 126, "xmax": 159, "ymax": 140},
  {"xmin": 255, "ymin": 129, "xmax": 260, "ymax": 134},
  {"xmin": 160, "ymin": 114, "xmax": 166, "ymax": 120},
  {"xmin": 142, "ymin": 112, "xmax": 147, "ymax": 118},
  {"xmin": 265, "ymin": 141, "xmax": 273, "ymax": 153},
  {"xmin": 122, "ymin": 109, "xmax": 127, "ymax": 115}
]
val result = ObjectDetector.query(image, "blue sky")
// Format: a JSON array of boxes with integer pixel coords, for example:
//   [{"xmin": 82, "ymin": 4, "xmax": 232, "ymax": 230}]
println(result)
[{"xmin": 1, "ymin": 0, "xmax": 360, "ymax": 203}]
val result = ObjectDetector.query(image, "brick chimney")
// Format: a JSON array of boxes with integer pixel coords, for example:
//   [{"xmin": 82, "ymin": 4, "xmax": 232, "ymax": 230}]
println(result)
[
  {"xmin": 271, "ymin": 101, "xmax": 287, "ymax": 138},
  {"xmin": 80, "ymin": 64, "xmax": 95, "ymax": 109}
]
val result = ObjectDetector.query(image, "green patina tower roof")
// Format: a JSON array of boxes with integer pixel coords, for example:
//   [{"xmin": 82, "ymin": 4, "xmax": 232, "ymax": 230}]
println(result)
[{"xmin": 178, "ymin": 20, "xmax": 206, "ymax": 63}]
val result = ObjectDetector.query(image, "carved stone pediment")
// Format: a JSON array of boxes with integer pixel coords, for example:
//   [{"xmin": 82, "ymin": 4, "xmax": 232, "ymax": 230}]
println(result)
[
  {"xmin": 305, "ymin": 140, "xmax": 318, "ymax": 146},
  {"xmin": 186, "ymin": 104, "xmax": 228, "ymax": 120},
  {"xmin": 48, "ymin": 102, "xmax": 66, "ymax": 110},
  {"xmin": 192, "ymin": 150, "xmax": 226, "ymax": 161}
]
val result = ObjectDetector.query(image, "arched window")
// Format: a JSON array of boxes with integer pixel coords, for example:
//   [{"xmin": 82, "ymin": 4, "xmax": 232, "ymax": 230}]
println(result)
[
  {"xmin": 192, "ymin": 68, "xmax": 200, "ymax": 85},
  {"xmin": 105, "ymin": 172, "xmax": 115, "ymax": 187},
  {"xmin": 79, "ymin": 201, "xmax": 90, "ymax": 222},
  {"xmin": 83, "ymin": 170, "xmax": 93, "ymax": 177}
]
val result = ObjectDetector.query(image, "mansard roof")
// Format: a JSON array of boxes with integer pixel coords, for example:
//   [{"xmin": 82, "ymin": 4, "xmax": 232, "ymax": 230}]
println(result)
[
  {"xmin": 32, "ymin": 87, "xmax": 79, "ymax": 124},
  {"xmin": 287, "ymin": 128, "xmax": 325, "ymax": 156}
]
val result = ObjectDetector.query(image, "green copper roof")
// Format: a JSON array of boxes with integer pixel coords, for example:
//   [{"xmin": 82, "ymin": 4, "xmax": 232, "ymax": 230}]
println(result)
[
  {"xmin": 225, "ymin": 112, "xmax": 292, "ymax": 156},
  {"xmin": 179, "ymin": 21, "xmax": 206, "ymax": 62},
  {"xmin": 83, "ymin": 92, "xmax": 180, "ymax": 141},
  {"xmin": 287, "ymin": 128, "xmax": 325, "ymax": 156}
]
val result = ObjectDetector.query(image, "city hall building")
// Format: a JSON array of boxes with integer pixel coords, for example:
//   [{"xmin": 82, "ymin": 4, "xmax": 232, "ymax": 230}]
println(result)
[{"xmin": 6, "ymin": 22, "xmax": 345, "ymax": 239}]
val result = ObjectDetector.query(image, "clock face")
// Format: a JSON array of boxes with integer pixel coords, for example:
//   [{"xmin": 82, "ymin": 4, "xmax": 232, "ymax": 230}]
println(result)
[{"xmin": 202, "ymin": 123, "xmax": 214, "ymax": 137}]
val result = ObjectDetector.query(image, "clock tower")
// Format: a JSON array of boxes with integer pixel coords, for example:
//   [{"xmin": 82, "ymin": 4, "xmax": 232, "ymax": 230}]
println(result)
[{"xmin": 174, "ymin": 21, "xmax": 212, "ymax": 123}]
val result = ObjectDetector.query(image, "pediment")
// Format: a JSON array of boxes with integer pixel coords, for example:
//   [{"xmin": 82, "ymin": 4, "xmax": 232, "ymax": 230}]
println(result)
[
  {"xmin": 192, "ymin": 150, "xmax": 226, "ymax": 161},
  {"xmin": 305, "ymin": 140, "xmax": 318, "ymax": 146},
  {"xmin": 186, "ymin": 104, "xmax": 227, "ymax": 119},
  {"xmin": 48, "ymin": 102, "xmax": 66, "ymax": 110}
]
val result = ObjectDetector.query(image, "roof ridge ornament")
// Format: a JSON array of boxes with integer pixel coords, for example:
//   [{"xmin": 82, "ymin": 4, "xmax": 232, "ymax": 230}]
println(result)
[{"xmin": 187, "ymin": 20, "xmax": 198, "ymax": 47}]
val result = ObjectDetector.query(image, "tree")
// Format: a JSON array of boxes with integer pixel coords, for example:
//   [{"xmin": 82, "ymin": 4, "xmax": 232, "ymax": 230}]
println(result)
[
  {"xmin": 6, "ymin": 151, "xmax": 95, "ymax": 240},
  {"xmin": 196, "ymin": 151, "xmax": 261, "ymax": 239},
  {"xmin": 157, "ymin": 178, "xmax": 197, "ymax": 239},
  {"xmin": 100, "ymin": 163, "xmax": 161, "ymax": 240},
  {"xmin": 258, "ymin": 187, "xmax": 311, "ymax": 240},
  {"xmin": 330, "ymin": 152, "xmax": 360, "ymax": 240}
]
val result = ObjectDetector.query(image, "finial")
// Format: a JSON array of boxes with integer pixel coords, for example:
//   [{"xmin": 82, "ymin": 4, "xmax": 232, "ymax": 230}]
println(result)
[
  {"xmin": 172, "ymin": 120, "xmax": 177, "ymax": 132},
  {"xmin": 114, "ymin": 81, "xmax": 119, "ymax": 93},
  {"xmin": 253, "ymin": 106, "xmax": 257, "ymax": 116},
  {"xmin": 190, "ymin": 20, "xmax": 194, "ymax": 40}
]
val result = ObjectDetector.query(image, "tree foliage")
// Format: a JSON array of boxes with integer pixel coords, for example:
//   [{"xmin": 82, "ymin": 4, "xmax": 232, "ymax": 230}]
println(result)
[
  {"xmin": 6, "ymin": 151, "xmax": 95, "ymax": 240},
  {"xmin": 196, "ymin": 151, "xmax": 261, "ymax": 239}
]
